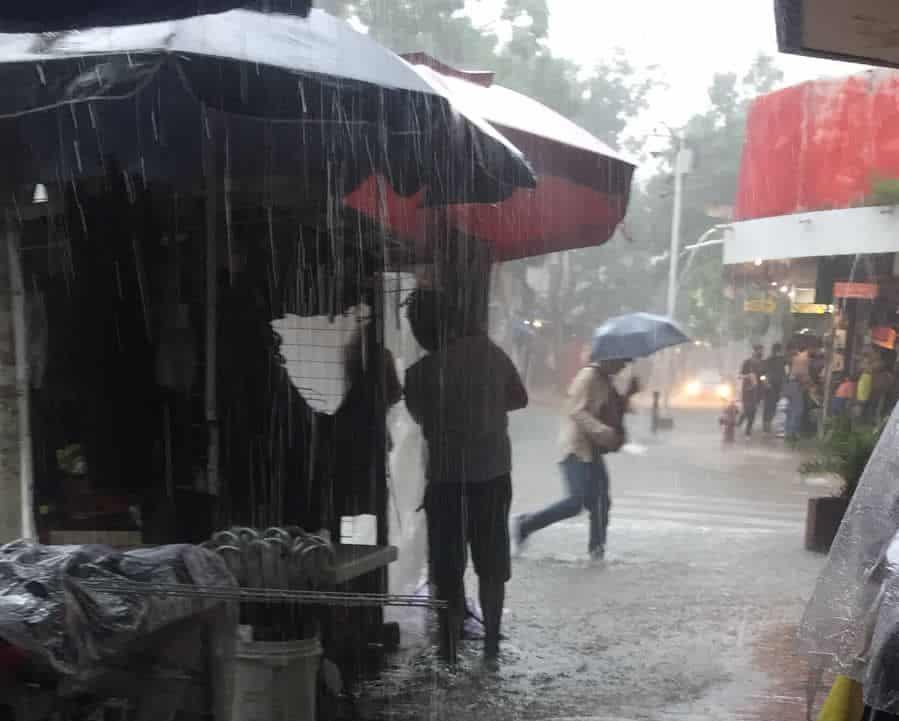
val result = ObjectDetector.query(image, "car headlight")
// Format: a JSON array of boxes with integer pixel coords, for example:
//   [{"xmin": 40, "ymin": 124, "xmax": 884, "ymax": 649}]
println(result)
[
  {"xmin": 716, "ymin": 384, "xmax": 732, "ymax": 400},
  {"xmin": 685, "ymin": 380, "xmax": 701, "ymax": 396}
]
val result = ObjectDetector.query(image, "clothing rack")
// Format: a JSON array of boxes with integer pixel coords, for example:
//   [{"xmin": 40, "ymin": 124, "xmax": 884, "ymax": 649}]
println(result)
[{"xmin": 82, "ymin": 578, "xmax": 446, "ymax": 609}]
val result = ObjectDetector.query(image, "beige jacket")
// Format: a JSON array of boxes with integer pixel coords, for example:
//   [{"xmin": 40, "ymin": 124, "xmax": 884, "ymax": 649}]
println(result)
[{"xmin": 558, "ymin": 366, "xmax": 621, "ymax": 462}]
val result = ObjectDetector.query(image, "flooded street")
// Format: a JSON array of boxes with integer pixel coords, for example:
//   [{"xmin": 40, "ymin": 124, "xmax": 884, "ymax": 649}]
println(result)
[
  {"xmin": 2, "ymin": 3, "xmax": 899, "ymax": 720},
  {"xmin": 361, "ymin": 404, "xmax": 828, "ymax": 721}
]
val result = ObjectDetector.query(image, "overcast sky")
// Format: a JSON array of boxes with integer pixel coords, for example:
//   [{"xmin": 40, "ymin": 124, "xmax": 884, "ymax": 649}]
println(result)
[{"xmin": 468, "ymin": 0, "xmax": 871, "ymax": 128}]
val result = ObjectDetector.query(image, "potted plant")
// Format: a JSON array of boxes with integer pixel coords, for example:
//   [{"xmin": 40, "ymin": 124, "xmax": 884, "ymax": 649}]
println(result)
[{"xmin": 800, "ymin": 418, "xmax": 884, "ymax": 552}]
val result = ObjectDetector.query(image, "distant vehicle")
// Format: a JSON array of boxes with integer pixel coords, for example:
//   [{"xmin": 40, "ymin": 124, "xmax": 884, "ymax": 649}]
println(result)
[{"xmin": 680, "ymin": 369, "xmax": 733, "ymax": 404}]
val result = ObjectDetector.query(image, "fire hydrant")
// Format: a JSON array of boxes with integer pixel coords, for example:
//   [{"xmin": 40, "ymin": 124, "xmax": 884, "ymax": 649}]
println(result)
[{"xmin": 720, "ymin": 401, "xmax": 738, "ymax": 444}]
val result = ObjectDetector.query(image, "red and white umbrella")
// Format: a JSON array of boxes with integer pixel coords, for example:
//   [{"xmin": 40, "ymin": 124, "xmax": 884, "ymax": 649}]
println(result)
[{"xmin": 344, "ymin": 53, "xmax": 637, "ymax": 262}]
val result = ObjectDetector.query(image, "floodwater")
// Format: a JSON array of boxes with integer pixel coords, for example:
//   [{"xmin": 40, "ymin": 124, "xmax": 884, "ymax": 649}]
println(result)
[{"xmin": 358, "ymin": 405, "xmax": 832, "ymax": 721}]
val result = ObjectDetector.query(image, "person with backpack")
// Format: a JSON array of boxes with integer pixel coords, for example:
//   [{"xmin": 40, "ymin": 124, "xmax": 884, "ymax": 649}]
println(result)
[{"xmin": 515, "ymin": 347, "xmax": 639, "ymax": 561}]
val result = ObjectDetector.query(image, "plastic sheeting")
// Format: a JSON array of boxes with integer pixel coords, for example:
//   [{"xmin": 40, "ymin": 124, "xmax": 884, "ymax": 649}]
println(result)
[
  {"xmin": 800, "ymin": 403, "xmax": 899, "ymax": 712},
  {"xmin": 0, "ymin": 541, "xmax": 237, "ymax": 697},
  {"xmin": 736, "ymin": 70, "xmax": 899, "ymax": 221}
]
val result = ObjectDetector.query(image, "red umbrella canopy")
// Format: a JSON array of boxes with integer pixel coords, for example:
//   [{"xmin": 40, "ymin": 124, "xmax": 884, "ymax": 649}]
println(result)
[{"xmin": 343, "ymin": 53, "xmax": 637, "ymax": 262}]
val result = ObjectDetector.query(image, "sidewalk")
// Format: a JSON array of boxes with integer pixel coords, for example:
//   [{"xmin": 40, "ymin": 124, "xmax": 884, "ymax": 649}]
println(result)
[{"xmin": 357, "ymin": 406, "xmax": 828, "ymax": 721}]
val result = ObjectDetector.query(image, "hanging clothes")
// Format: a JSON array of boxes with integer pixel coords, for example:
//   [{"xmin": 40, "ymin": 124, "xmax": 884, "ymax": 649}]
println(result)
[
  {"xmin": 156, "ymin": 299, "xmax": 197, "ymax": 394},
  {"xmin": 26, "ymin": 287, "xmax": 48, "ymax": 390},
  {"xmin": 327, "ymin": 320, "xmax": 401, "ymax": 526}
]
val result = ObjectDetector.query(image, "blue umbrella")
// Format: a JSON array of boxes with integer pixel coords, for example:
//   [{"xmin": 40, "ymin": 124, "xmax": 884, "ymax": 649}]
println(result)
[{"xmin": 591, "ymin": 312, "xmax": 690, "ymax": 362}]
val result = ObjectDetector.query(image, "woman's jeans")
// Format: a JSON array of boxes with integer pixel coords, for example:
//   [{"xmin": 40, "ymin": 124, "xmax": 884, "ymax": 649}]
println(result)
[
  {"xmin": 784, "ymin": 379, "xmax": 805, "ymax": 437},
  {"xmin": 520, "ymin": 454, "xmax": 610, "ymax": 552}
]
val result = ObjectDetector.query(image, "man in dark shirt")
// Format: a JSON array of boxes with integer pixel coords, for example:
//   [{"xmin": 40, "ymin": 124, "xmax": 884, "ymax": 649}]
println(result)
[
  {"xmin": 740, "ymin": 344, "xmax": 764, "ymax": 437},
  {"xmin": 404, "ymin": 288, "xmax": 528, "ymax": 666}
]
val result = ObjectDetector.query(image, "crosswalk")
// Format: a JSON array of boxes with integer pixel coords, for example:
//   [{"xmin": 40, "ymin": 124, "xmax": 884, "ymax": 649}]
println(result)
[
  {"xmin": 516, "ymin": 487, "xmax": 810, "ymax": 564},
  {"xmin": 609, "ymin": 490, "xmax": 807, "ymax": 535}
]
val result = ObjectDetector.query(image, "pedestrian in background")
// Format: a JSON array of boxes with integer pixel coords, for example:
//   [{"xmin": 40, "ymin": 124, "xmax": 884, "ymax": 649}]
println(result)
[
  {"xmin": 870, "ymin": 349, "xmax": 897, "ymax": 422},
  {"xmin": 831, "ymin": 372, "xmax": 857, "ymax": 418},
  {"xmin": 404, "ymin": 288, "xmax": 528, "ymax": 666},
  {"xmin": 739, "ymin": 344, "xmax": 764, "ymax": 437},
  {"xmin": 762, "ymin": 342, "xmax": 787, "ymax": 433},
  {"xmin": 784, "ymin": 340, "xmax": 813, "ymax": 439},
  {"xmin": 515, "ymin": 344, "xmax": 640, "ymax": 561}
]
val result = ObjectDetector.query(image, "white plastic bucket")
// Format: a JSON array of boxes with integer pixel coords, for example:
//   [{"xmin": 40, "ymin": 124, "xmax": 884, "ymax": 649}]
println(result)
[{"xmin": 231, "ymin": 635, "xmax": 322, "ymax": 721}]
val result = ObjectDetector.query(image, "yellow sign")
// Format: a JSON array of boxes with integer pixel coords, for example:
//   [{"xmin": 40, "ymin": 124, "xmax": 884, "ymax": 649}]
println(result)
[
  {"xmin": 744, "ymin": 298, "xmax": 777, "ymax": 313},
  {"xmin": 791, "ymin": 303, "xmax": 830, "ymax": 315}
]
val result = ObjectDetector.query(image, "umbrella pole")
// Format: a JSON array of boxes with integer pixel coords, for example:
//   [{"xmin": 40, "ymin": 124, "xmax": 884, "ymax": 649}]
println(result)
[
  {"xmin": 203, "ymin": 120, "xmax": 220, "ymax": 497},
  {"xmin": 6, "ymin": 215, "xmax": 35, "ymax": 539}
]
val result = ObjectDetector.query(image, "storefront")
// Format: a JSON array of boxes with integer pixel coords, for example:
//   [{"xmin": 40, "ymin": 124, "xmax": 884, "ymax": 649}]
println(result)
[
  {"xmin": 726, "ymin": 239, "xmax": 899, "ymax": 426},
  {"xmin": 0, "ymin": 13, "xmax": 524, "ymax": 706}
]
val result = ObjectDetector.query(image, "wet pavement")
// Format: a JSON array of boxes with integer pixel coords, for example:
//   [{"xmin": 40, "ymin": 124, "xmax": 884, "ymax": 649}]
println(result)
[{"xmin": 359, "ymin": 405, "xmax": 832, "ymax": 721}]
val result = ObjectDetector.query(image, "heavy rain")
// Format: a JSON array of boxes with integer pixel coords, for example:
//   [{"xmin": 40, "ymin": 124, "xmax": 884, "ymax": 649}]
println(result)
[{"xmin": 0, "ymin": 2, "xmax": 895, "ymax": 721}]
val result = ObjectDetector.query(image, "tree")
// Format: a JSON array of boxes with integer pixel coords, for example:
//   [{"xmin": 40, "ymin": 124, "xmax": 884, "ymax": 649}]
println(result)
[
  {"xmin": 637, "ymin": 54, "xmax": 785, "ymax": 344},
  {"xmin": 325, "ymin": 0, "xmax": 657, "ymax": 152},
  {"xmin": 321, "ymin": 1, "xmax": 667, "ymax": 354},
  {"xmin": 578, "ymin": 52, "xmax": 662, "ymax": 154}
]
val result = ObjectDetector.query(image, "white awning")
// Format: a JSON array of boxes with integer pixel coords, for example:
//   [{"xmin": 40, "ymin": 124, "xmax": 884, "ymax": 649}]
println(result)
[{"xmin": 723, "ymin": 205, "xmax": 899, "ymax": 265}]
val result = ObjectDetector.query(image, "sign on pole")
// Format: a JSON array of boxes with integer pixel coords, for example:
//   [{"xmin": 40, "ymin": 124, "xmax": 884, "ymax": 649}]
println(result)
[
  {"xmin": 791, "ymin": 303, "xmax": 830, "ymax": 315},
  {"xmin": 833, "ymin": 282, "xmax": 878, "ymax": 300},
  {"xmin": 744, "ymin": 298, "xmax": 777, "ymax": 314}
]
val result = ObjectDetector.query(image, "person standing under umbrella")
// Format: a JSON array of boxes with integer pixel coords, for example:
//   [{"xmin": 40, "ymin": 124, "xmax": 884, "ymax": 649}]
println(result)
[
  {"xmin": 404, "ymin": 288, "xmax": 528, "ymax": 666},
  {"xmin": 515, "ymin": 348, "xmax": 639, "ymax": 560}
]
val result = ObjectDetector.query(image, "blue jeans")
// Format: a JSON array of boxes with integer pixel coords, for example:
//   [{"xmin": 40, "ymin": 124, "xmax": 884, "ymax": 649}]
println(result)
[
  {"xmin": 520, "ymin": 454, "xmax": 610, "ymax": 552},
  {"xmin": 784, "ymin": 379, "xmax": 804, "ymax": 437}
]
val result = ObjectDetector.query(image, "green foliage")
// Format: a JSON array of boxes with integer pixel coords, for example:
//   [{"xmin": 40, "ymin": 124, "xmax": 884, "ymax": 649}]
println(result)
[
  {"xmin": 868, "ymin": 176, "xmax": 899, "ymax": 206},
  {"xmin": 800, "ymin": 418, "xmax": 885, "ymax": 499},
  {"xmin": 647, "ymin": 54, "xmax": 785, "ymax": 340},
  {"xmin": 320, "ymin": 3, "xmax": 784, "ymax": 344},
  {"xmin": 323, "ymin": 0, "xmax": 658, "ymax": 152}
]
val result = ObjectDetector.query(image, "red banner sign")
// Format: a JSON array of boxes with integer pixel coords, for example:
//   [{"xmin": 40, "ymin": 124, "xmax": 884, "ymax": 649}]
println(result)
[
  {"xmin": 736, "ymin": 75, "xmax": 899, "ymax": 221},
  {"xmin": 834, "ymin": 282, "xmax": 878, "ymax": 300}
]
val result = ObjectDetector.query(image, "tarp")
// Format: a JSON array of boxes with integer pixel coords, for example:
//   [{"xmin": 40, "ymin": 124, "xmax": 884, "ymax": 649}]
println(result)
[
  {"xmin": 735, "ymin": 70, "xmax": 899, "ymax": 221},
  {"xmin": 0, "ymin": 541, "xmax": 236, "ymax": 700}
]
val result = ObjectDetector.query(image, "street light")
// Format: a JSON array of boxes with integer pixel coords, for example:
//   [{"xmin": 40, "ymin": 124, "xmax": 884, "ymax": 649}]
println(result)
[
  {"xmin": 660, "ymin": 223, "xmax": 729, "ymax": 414},
  {"xmin": 676, "ymin": 224, "xmax": 730, "ymax": 290}
]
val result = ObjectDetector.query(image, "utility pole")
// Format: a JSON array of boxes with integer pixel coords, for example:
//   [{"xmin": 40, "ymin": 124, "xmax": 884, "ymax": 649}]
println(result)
[
  {"xmin": 666, "ymin": 133, "xmax": 692, "ymax": 320},
  {"xmin": 661, "ymin": 133, "xmax": 692, "ymax": 413}
]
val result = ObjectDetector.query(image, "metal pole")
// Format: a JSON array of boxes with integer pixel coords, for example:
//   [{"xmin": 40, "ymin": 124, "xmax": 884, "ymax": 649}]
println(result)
[
  {"xmin": 7, "ymin": 220, "xmax": 35, "ymax": 539},
  {"xmin": 819, "ymin": 310, "xmax": 837, "ymax": 440},
  {"xmin": 666, "ymin": 135, "xmax": 686, "ymax": 321},
  {"xmin": 202, "ymin": 113, "xmax": 219, "ymax": 497},
  {"xmin": 663, "ymin": 135, "xmax": 687, "ymax": 410}
]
